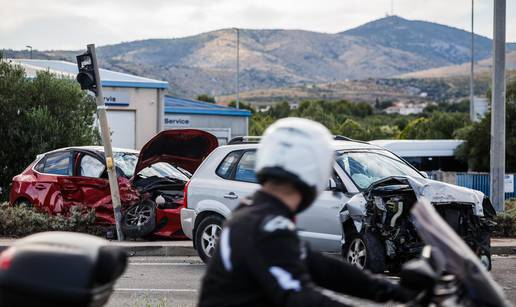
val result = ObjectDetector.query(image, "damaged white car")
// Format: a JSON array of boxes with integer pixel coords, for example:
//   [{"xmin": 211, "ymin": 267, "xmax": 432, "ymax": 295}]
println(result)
[{"xmin": 340, "ymin": 173, "xmax": 496, "ymax": 273}]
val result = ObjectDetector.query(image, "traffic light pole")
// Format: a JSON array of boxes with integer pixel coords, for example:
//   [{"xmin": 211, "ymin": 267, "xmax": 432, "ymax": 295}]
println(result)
[{"xmin": 88, "ymin": 44, "xmax": 125, "ymax": 240}]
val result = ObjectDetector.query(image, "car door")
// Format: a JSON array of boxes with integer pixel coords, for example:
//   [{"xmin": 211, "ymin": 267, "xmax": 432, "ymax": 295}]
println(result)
[
  {"xmin": 64, "ymin": 152, "xmax": 110, "ymax": 209},
  {"xmin": 229, "ymin": 150, "xmax": 260, "ymax": 205},
  {"xmin": 32, "ymin": 151, "xmax": 73, "ymax": 214},
  {"xmin": 297, "ymin": 169, "xmax": 350, "ymax": 252}
]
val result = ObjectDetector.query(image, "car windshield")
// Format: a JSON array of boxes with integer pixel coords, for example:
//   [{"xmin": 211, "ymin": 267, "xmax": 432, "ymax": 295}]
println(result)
[
  {"xmin": 113, "ymin": 152, "xmax": 138, "ymax": 178},
  {"xmin": 138, "ymin": 162, "xmax": 190, "ymax": 181},
  {"xmin": 336, "ymin": 150, "xmax": 423, "ymax": 190}
]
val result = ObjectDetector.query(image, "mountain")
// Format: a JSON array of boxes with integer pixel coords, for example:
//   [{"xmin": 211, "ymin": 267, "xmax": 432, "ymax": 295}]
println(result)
[
  {"xmin": 398, "ymin": 51, "xmax": 516, "ymax": 79},
  {"xmin": 4, "ymin": 16, "xmax": 515, "ymax": 98}
]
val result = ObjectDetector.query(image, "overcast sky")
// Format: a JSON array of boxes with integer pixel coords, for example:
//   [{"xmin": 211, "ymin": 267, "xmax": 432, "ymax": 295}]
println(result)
[{"xmin": 1, "ymin": 0, "xmax": 515, "ymax": 50}]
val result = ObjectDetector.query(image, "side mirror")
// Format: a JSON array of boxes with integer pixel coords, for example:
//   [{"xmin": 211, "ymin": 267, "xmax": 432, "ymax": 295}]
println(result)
[
  {"xmin": 327, "ymin": 178, "xmax": 337, "ymax": 191},
  {"xmin": 420, "ymin": 171, "xmax": 429, "ymax": 179}
]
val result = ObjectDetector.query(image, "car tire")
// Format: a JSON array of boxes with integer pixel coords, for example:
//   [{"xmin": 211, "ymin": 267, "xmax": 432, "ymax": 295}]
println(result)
[
  {"xmin": 478, "ymin": 230, "xmax": 492, "ymax": 271},
  {"xmin": 122, "ymin": 200, "xmax": 156, "ymax": 239},
  {"xmin": 342, "ymin": 232, "xmax": 385, "ymax": 273},
  {"xmin": 14, "ymin": 199, "xmax": 32, "ymax": 208},
  {"xmin": 195, "ymin": 215, "xmax": 224, "ymax": 263}
]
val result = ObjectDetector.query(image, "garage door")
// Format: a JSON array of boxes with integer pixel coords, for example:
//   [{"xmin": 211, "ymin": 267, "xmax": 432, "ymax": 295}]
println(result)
[{"xmin": 107, "ymin": 110, "xmax": 136, "ymax": 149}]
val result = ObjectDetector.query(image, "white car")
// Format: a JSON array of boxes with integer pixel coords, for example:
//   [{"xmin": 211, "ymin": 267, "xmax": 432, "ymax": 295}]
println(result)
[{"xmin": 180, "ymin": 137, "xmax": 494, "ymax": 272}]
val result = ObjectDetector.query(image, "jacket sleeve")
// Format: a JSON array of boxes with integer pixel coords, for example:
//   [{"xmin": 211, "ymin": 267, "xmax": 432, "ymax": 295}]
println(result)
[
  {"xmin": 244, "ymin": 215, "xmax": 352, "ymax": 307},
  {"xmin": 306, "ymin": 247, "xmax": 409, "ymax": 303}
]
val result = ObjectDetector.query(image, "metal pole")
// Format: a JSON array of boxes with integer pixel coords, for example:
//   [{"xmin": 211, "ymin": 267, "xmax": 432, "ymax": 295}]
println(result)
[
  {"xmin": 469, "ymin": 0, "xmax": 475, "ymax": 121},
  {"xmin": 26, "ymin": 46, "xmax": 32, "ymax": 59},
  {"xmin": 490, "ymin": 0, "xmax": 506, "ymax": 212},
  {"xmin": 236, "ymin": 28, "xmax": 240, "ymax": 109},
  {"xmin": 88, "ymin": 44, "xmax": 125, "ymax": 240}
]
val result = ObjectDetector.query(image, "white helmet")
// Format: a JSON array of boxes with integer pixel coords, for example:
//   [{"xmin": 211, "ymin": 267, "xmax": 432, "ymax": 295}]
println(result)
[{"xmin": 255, "ymin": 117, "xmax": 335, "ymax": 212}]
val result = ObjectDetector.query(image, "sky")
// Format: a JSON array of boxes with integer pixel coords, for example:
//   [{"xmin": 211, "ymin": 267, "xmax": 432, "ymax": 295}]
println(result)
[{"xmin": 1, "ymin": 0, "xmax": 515, "ymax": 50}]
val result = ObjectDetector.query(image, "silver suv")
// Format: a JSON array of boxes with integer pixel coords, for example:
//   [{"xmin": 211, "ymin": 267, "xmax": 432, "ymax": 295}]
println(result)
[{"xmin": 180, "ymin": 137, "xmax": 493, "ymax": 272}]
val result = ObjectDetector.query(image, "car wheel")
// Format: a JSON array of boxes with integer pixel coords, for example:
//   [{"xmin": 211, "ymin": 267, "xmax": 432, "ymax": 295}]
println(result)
[
  {"xmin": 122, "ymin": 200, "xmax": 156, "ymax": 239},
  {"xmin": 195, "ymin": 215, "xmax": 223, "ymax": 263},
  {"xmin": 477, "ymin": 230, "xmax": 492, "ymax": 271},
  {"xmin": 14, "ymin": 199, "xmax": 32, "ymax": 208},
  {"xmin": 342, "ymin": 232, "xmax": 385, "ymax": 273}
]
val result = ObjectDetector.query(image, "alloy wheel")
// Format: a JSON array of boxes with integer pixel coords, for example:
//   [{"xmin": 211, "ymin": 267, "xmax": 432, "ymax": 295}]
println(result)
[
  {"xmin": 201, "ymin": 224, "xmax": 222, "ymax": 258},
  {"xmin": 347, "ymin": 238, "xmax": 367, "ymax": 269},
  {"xmin": 125, "ymin": 205, "xmax": 152, "ymax": 227}
]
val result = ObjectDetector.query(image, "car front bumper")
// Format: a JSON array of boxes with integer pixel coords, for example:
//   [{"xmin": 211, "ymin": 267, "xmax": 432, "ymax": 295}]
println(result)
[{"xmin": 180, "ymin": 208, "xmax": 197, "ymax": 239}]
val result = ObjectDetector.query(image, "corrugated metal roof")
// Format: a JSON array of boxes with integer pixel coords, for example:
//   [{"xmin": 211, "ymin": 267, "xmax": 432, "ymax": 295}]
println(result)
[
  {"xmin": 10, "ymin": 59, "xmax": 168, "ymax": 89},
  {"xmin": 165, "ymin": 96, "xmax": 252, "ymax": 117}
]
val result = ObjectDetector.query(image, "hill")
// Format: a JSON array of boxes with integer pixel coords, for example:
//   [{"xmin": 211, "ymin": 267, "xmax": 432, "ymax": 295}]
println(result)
[{"xmin": 4, "ymin": 15, "xmax": 515, "ymax": 98}]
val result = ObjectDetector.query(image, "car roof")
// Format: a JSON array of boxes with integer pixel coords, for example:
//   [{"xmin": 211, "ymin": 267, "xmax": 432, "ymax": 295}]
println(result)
[
  {"xmin": 217, "ymin": 140, "xmax": 385, "ymax": 152},
  {"xmin": 41, "ymin": 146, "xmax": 139, "ymax": 156}
]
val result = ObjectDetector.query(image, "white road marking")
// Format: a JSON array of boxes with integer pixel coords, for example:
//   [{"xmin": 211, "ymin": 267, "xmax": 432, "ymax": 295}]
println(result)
[
  {"xmin": 115, "ymin": 288, "xmax": 198, "ymax": 293},
  {"xmin": 129, "ymin": 262, "xmax": 204, "ymax": 266}
]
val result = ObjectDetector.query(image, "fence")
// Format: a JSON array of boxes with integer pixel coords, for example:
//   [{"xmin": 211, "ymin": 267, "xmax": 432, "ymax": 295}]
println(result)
[{"xmin": 455, "ymin": 173, "xmax": 516, "ymax": 199}]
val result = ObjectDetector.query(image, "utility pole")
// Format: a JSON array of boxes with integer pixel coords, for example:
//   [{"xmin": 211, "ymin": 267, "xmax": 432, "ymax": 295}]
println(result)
[
  {"xmin": 469, "ymin": 0, "xmax": 475, "ymax": 121},
  {"xmin": 26, "ymin": 45, "xmax": 32, "ymax": 59},
  {"xmin": 76, "ymin": 44, "xmax": 125, "ymax": 240},
  {"xmin": 490, "ymin": 0, "xmax": 506, "ymax": 212},
  {"xmin": 234, "ymin": 28, "xmax": 240, "ymax": 109}
]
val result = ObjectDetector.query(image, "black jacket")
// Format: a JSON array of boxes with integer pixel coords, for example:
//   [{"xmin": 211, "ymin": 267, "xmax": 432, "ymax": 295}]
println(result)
[{"xmin": 198, "ymin": 191, "xmax": 405, "ymax": 307}]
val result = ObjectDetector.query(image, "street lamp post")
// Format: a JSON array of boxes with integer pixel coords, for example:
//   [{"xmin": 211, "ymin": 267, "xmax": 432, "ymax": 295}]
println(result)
[
  {"xmin": 233, "ymin": 28, "xmax": 240, "ymax": 109},
  {"xmin": 26, "ymin": 45, "xmax": 32, "ymax": 59},
  {"xmin": 490, "ymin": 0, "xmax": 506, "ymax": 212},
  {"xmin": 469, "ymin": 0, "xmax": 475, "ymax": 121}
]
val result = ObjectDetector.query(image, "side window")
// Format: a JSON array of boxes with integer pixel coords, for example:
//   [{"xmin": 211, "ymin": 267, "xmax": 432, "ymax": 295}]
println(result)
[
  {"xmin": 234, "ymin": 151, "xmax": 258, "ymax": 183},
  {"xmin": 216, "ymin": 151, "xmax": 242, "ymax": 179},
  {"xmin": 43, "ymin": 152, "xmax": 71, "ymax": 175},
  {"xmin": 34, "ymin": 157, "xmax": 45, "ymax": 173},
  {"xmin": 79, "ymin": 154, "xmax": 105, "ymax": 178}
]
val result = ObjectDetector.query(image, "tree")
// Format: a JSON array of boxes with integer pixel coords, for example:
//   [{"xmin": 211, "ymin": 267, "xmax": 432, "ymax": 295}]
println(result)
[
  {"xmin": 456, "ymin": 80, "xmax": 516, "ymax": 172},
  {"xmin": 197, "ymin": 94, "xmax": 216, "ymax": 103},
  {"xmin": 399, "ymin": 112, "xmax": 469, "ymax": 140},
  {"xmin": 0, "ymin": 57, "xmax": 100, "ymax": 196}
]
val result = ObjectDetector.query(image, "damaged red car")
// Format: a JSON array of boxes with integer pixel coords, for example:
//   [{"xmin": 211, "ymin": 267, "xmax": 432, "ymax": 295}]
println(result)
[{"xmin": 9, "ymin": 129, "xmax": 218, "ymax": 239}]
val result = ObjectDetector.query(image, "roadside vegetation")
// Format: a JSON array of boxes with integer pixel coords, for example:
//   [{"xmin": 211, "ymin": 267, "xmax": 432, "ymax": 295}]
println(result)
[
  {"xmin": 0, "ymin": 54, "xmax": 100, "ymax": 199},
  {"xmin": 0, "ymin": 203, "xmax": 104, "ymax": 237},
  {"xmin": 493, "ymin": 200, "xmax": 516, "ymax": 237}
]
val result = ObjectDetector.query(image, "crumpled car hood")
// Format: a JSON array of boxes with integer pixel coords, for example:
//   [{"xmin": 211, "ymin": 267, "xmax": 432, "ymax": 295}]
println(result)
[
  {"xmin": 347, "ymin": 176, "xmax": 486, "ymax": 217},
  {"xmin": 134, "ymin": 129, "xmax": 218, "ymax": 174},
  {"xmin": 404, "ymin": 176, "xmax": 485, "ymax": 215}
]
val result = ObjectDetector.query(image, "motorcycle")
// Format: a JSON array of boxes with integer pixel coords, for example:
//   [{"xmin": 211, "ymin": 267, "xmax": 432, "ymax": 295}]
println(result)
[
  {"xmin": 0, "ymin": 232, "xmax": 127, "ymax": 307},
  {"xmin": 400, "ymin": 199, "xmax": 512, "ymax": 307}
]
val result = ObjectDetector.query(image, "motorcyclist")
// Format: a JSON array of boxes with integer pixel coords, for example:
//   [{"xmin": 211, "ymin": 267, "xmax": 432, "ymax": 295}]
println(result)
[{"xmin": 198, "ymin": 117, "xmax": 413, "ymax": 307}]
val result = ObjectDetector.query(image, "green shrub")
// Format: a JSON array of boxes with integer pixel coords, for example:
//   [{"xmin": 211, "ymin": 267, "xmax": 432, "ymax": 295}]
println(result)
[
  {"xmin": 492, "ymin": 200, "xmax": 516, "ymax": 237},
  {"xmin": 0, "ymin": 203, "xmax": 105, "ymax": 237}
]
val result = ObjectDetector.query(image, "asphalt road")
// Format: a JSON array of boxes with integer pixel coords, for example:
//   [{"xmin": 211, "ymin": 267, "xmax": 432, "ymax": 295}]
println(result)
[{"xmin": 107, "ymin": 255, "xmax": 516, "ymax": 307}]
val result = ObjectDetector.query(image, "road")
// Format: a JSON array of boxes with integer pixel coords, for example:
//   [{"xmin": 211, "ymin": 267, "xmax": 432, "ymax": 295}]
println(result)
[{"xmin": 107, "ymin": 255, "xmax": 516, "ymax": 307}]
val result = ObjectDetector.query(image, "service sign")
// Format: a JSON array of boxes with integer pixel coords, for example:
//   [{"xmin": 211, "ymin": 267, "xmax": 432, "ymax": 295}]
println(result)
[
  {"xmin": 103, "ymin": 91, "xmax": 130, "ymax": 106},
  {"xmin": 505, "ymin": 174, "xmax": 514, "ymax": 193},
  {"xmin": 165, "ymin": 115, "xmax": 191, "ymax": 128}
]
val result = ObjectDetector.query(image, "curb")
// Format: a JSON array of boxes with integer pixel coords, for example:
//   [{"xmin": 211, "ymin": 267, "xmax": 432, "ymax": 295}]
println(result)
[
  {"xmin": 0, "ymin": 242, "xmax": 198, "ymax": 257},
  {"xmin": 122, "ymin": 245, "xmax": 198, "ymax": 257},
  {"xmin": 0, "ymin": 243, "xmax": 513, "ymax": 257}
]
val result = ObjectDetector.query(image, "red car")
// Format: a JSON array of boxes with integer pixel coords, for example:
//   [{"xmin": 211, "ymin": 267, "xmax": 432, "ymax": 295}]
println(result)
[{"xmin": 9, "ymin": 129, "xmax": 218, "ymax": 239}]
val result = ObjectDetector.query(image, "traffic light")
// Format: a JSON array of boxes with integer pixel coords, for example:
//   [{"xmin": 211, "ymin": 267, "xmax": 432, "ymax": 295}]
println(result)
[{"xmin": 76, "ymin": 51, "xmax": 97, "ymax": 93}]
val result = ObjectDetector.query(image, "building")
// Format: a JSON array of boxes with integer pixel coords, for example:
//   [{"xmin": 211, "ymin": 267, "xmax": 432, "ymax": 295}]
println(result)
[
  {"xmin": 10, "ymin": 59, "xmax": 168, "ymax": 149},
  {"xmin": 164, "ymin": 96, "xmax": 252, "ymax": 145},
  {"xmin": 370, "ymin": 139, "xmax": 467, "ymax": 172}
]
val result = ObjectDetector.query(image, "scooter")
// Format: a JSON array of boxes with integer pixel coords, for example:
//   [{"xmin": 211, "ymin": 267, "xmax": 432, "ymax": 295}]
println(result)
[
  {"xmin": 0, "ymin": 232, "xmax": 127, "ymax": 307},
  {"xmin": 400, "ymin": 200, "xmax": 512, "ymax": 307}
]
